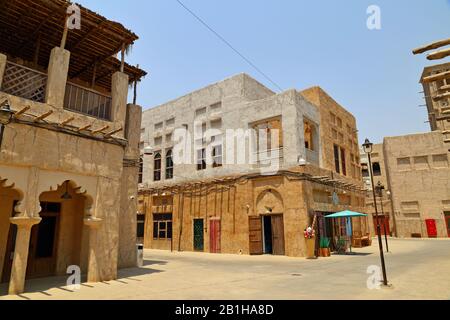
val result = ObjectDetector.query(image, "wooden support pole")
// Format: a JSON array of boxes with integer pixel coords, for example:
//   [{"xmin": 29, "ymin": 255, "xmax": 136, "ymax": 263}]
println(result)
[
  {"xmin": 92, "ymin": 125, "xmax": 110, "ymax": 134},
  {"xmin": 120, "ymin": 43, "xmax": 125, "ymax": 73},
  {"xmin": 33, "ymin": 110, "xmax": 53, "ymax": 122},
  {"xmin": 60, "ymin": 116, "xmax": 75, "ymax": 126},
  {"xmin": 13, "ymin": 106, "xmax": 30, "ymax": 118},
  {"xmin": 91, "ymin": 62, "xmax": 97, "ymax": 88},
  {"xmin": 33, "ymin": 34, "xmax": 42, "ymax": 67},
  {"xmin": 413, "ymin": 38, "xmax": 450, "ymax": 55},
  {"xmin": 440, "ymin": 84, "xmax": 450, "ymax": 91},
  {"xmin": 427, "ymin": 47, "xmax": 450, "ymax": 60},
  {"xmin": 60, "ymin": 15, "xmax": 69, "ymax": 49}
]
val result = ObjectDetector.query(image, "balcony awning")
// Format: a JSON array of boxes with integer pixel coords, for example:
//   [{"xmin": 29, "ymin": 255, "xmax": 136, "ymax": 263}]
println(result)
[
  {"xmin": 325, "ymin": 211, "xmax": 368, "ymax": 218},
  {"xmin": 0, "ymin": 0, "xmax": 147, "ymax": 91}
]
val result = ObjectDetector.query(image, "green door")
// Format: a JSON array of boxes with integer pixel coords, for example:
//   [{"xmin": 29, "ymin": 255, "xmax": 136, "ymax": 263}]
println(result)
[{"xmin": 193, "ymin": 219, "xmax": 204, "ymax": 251}]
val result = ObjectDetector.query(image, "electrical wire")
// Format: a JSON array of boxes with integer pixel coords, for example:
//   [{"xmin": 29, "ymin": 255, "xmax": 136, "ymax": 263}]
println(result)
[{"xmin": 175, "ymin": 0, "xmax": 283, "ymax": 92}]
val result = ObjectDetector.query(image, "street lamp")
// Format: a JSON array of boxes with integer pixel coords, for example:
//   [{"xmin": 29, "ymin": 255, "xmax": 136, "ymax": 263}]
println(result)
[
  {"xmin": 0, "ymin": 99, "xmax": 14, "ymax": 151},
  {"xmin": 375, "ymin": 181, "xmax": 389, "ymax": 252},
  {"xmin": 363, "ymin": 138, "xmax": 389, "ymax": 286}
]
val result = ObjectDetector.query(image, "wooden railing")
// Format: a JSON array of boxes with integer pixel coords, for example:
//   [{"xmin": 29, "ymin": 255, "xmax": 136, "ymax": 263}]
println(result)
[
  {"xmin": 0, "ymin": 62, "xmax": 47, "ymax": 103},
  {"xmin": 64, "ymin": 82, "xmax": 112, "ymax": 121}
]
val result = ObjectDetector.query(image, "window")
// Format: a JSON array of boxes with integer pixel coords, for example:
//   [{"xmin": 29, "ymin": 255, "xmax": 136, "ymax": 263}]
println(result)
[
  {"xmin": 337, "ymin": 117, "xmax": 343, "ymax": 128},
  {"xmin": 414, "ymin": 156, "xmax": 429, "ymax": 170},
  {"xmin": 210, "ymin": 118, "xmax": 222, "ymax": 129},
  {"xmin": 153, "ymin": 152, "xmax": 162, "ymax": 181},
  {"xmin": 165, "ymin": 118, "xmax": 175, "ymax": 127},
  {"xmin": 372, "ymin": 162, "xmax": 381, "ymax": 176},
  {"xmin": 397, "ymin": 157, "xmax": 411, "ymax": 170},
  {"xmin": 154, "ymin": 122, "xmax": 163, "ymax": 131},
  {"xmin": 330, "ymin": 112, "xmax": 336, "ymax": 125},
  {"xmin": 165, "ymin": 150, "xmax": 174, "ymax": 179},
  {"xmin": 253, "ymin": 117, "xmax": 283, "ymax": 152},
  {"xmin": 304, "ymin": 120, "xmax": 315, "ymax": 150},
  {"xmin": 154, "ymin": 136, "xmax": 162, "ymax": 146},
  {"xmin": 197, "ymin": 148, "xmax": 206, "ymax": 170},
  {"xmin": 361, "ymin": 163, "xmax": 369, "ymax": 177},
  {"xmin": 165, "ymin": 133, "xmax": 173, "ymax": 144},
  {"xmin": 333, "ymin": 144, "xmax": 340, "ymax": 173},
  {"xmin": 432, "ymin": 154, "xmax": 448, "ymax": 168},
  {"xmin": 195, "ymin": 107, "xmax": 207, "ymax": 117},
  {"xmin": 340, "ymin": 147, "xmax": 347, "ymax": 176},
  {"xmin": 137, "ymin": 215, "xmax": 145, "ymax": 238},
  {"xmin": 153, "ymin": 214, "xmax": 172, "ymax": 239},
  {"xmin": 210, "ymin": 102, "xmax": 222, "ymax": 112},
  {"xmin": 138, "ymin": 157, "xmax": 143, "ymax": 184},
  {"xmin": 212, "ymin": 145, "xmax": 223, "ymax": 168}
]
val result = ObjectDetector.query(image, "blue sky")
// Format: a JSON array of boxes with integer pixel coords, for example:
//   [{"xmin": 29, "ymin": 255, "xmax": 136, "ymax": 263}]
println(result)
[{"xmin": 77, "ymin": 0, "xmax": 449, "ymax": 143}]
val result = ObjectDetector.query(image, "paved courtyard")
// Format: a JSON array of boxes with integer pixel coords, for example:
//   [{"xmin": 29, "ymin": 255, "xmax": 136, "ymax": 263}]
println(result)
[{"xmin": 1, "ymin": 238, "xmax": 449, "ymax": 300}]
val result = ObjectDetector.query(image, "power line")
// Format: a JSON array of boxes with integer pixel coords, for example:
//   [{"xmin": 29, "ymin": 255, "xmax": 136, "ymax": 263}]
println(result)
[{"xmin": 175, "ymin": 0, "xmax": 283, "ymax": 92}]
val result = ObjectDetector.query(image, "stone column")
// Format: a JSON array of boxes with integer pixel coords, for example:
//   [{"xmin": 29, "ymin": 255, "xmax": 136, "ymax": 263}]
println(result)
[
  {"xmin": 45, "ymin": 47, "xmax": 71, "ymax": 109},
  {"xmin": 111, "ymin": 72, "xmax": 129, "ymax": 131},
  {"xmin": 84, "ymin": 217, "xmax": 102, "ymax": 283},
  {"xmin": 0, "ymin": 53, "xmax": 7, "ymax": 89},
  {"xmin": 8, "ymin": 216, "xmax": 41, "ymax": 295}
]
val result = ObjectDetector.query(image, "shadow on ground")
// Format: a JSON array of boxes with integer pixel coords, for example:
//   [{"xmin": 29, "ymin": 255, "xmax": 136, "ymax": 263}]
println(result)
[{"xmin": 0, "ymin": 263, "xmax": 165, "ymax": 298}]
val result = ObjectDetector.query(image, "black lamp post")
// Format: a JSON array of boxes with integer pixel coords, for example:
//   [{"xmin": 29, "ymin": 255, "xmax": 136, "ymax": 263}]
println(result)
[
  {"xmin": 375, "ymin": 181, "xmax": 389, "ymax": 252},
  {"xmin": 0, "ymin": 99, "xmax": 14, "ymax": 151},
  {"xmin": 363, "ymin": 138, "xmax": 388, "ymax": 286}
]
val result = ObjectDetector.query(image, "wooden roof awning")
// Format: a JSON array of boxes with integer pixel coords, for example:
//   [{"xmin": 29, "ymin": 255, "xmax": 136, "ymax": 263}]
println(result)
[{"xmin": 0, "ymin": 0, "xmax": 147, "ymax": 91}]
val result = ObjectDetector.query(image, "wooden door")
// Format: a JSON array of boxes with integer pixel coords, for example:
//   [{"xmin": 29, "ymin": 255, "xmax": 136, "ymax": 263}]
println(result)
[
  {"xmin": 445, "ymin": 212, "xmax": 450, "ymax": 238},
  {"xmin": 1, "ymin": 224, "xmax": 17, "ymax": 283},
  {"xmin": 374, "ymin": 216, "xmax": 390, "ymax": 236},
  {"xmin": 209, "ymin": 220, "xmax": 221, "ymax": 254},
  {"xmin": 271, "ymin": 215, "xmax": 285, "ymax": 255},
  {"xmin": 27, "ymin": 210, "xmax": 60, "ymax": 279},
  {"xmin": 248, "ymin": 216, "xmax": 263, "ymax": 255},
  {"xmin": 193, "ymin": 219, "xmax": 204, "ymax": 252}
]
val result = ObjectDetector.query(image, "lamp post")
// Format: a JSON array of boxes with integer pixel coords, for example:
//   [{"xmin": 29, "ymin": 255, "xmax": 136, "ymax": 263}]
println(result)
[
  {"xmin": 375, "ymin": 181, "xmax": 389, "ymax": 252},
  {"xmin": 363, "ymin": 138, "xmax": 388, "ymax": 286},
  {"xmin": 0, "ymin": 99, "xmax": 14, "ymax": 151}
]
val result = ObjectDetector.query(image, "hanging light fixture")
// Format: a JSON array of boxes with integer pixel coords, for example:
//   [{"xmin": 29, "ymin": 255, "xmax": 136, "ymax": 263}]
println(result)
[{"xmin": 61, "ymin": 181, "xmax": 72, "ymax": 200}]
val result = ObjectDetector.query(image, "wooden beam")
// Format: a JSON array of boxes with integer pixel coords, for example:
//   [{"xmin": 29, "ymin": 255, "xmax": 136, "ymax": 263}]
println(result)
[
  {"xmin": 70, "ymin": 42, "xmax": 127, "ymax": 79},
  {"xmin": 440, "ymin": 84, "xmax": 450, "ymax": 91},
  {"xmin": 120, "ymin": 43, "xmax": 126, "ymax": 73},
  {"xmin": 69, "ymin": 20, "xmax": 106, "ymax": 52},
  {"xmin": 78, "ymin": 124, "xmax": 92, "ymax": 132},
  {"xmin": 427, "ymin": 47, "xmax": 450, "ymax": 60},
  {"xmin": 33, "ymin": 33, "xmax": 42, "ymax": 67},
  {"xmin": 413, "ymin": 38, "xmax": 450, "ymax": 55},
  {"xmin": 104, "ymin": 127, "xmax": 123, "ymax": 137},
  {"xmin": 92, "ymin": 125, "xmax": 110, "ymax": 134},
  {"xmin": 33, "ymin": 110, "xmax": 53, "ymax": 122},
  {"xmin": 60, "ymin": 116, "xmax": 75, "ymax": 126},
  {"xmin": 13, "ymin": 106, "xmax": 30, "ymax": 118},
  {"xmin": 433, "ymin": 92, "xmax": 450, "ymax": 102},
  {"xmin": 422, "ymin": 70, "xmax": 450, "ymax": 83}
]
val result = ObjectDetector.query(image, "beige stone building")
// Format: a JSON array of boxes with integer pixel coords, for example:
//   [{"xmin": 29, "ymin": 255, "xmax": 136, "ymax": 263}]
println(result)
[
  {"xmin": 0, "ymin": 0, "xmax": 146, "ymax": 295},
  {"xmin": 383, "ymin": 132, "xmax": 450, "ymax": 238},
  {"xmin": 359, "ymin": 62, "xmax": 450, "ymax": 239},
  {"xmin": 360, "ymin": 144, "xmax": 393, "ymax": 236},
  {"xmin": 420, "ymin": 62, "xmax": 450, "ymax": 132},
  {"xmin": 138, "ymin": 77, "xmax": 368, "ymax": 257}
]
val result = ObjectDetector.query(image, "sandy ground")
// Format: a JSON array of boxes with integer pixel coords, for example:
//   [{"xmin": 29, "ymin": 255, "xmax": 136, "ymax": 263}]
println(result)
[{"xmin": 1, "ymin": 238, "xmax": 449, "ymax": 300}]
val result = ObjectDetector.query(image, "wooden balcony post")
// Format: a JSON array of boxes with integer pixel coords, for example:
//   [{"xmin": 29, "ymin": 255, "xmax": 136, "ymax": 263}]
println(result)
[
  {"xmin": 0, "ymin": 53, "xmax": 7, "ymax": 89},
  {"xmin": 45, "ymin": 47, "xmax": 70, "ymax": 109}
]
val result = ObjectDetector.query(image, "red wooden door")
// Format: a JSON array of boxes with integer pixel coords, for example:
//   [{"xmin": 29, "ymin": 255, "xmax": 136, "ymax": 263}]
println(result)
[
  {"xmin": 374, "ymin": 216, "xmax": 390, "ymax": 236},
  {"xmin": 209, "ymin": 220, "xmax": 221, "ymax": 253},
  {"xmin": 425, "ymin": 219, "xmax": 437, "ymax": 238}
]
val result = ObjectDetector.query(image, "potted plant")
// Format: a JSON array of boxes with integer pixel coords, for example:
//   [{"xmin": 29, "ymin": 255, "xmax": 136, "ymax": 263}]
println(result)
[
  {"xmin": 319, "ymin": 237, "xmax": 331, "ymax": 257},
  {"xmin": 304, "ymin": 226, "xmax": 316, "ymax": 259}
]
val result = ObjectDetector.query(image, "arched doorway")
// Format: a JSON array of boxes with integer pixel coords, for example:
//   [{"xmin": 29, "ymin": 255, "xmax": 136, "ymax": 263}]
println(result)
[
  {"xmin": 0, "ymin": 180, "xmax": 22, "ymax": 284},
  {"xmin": 250, "ymin": 189, "xmax": 285, "ymax": 256},
  {"xmin": 26, "ymin": 180, "xmax": 90, "ymax": 279}
]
